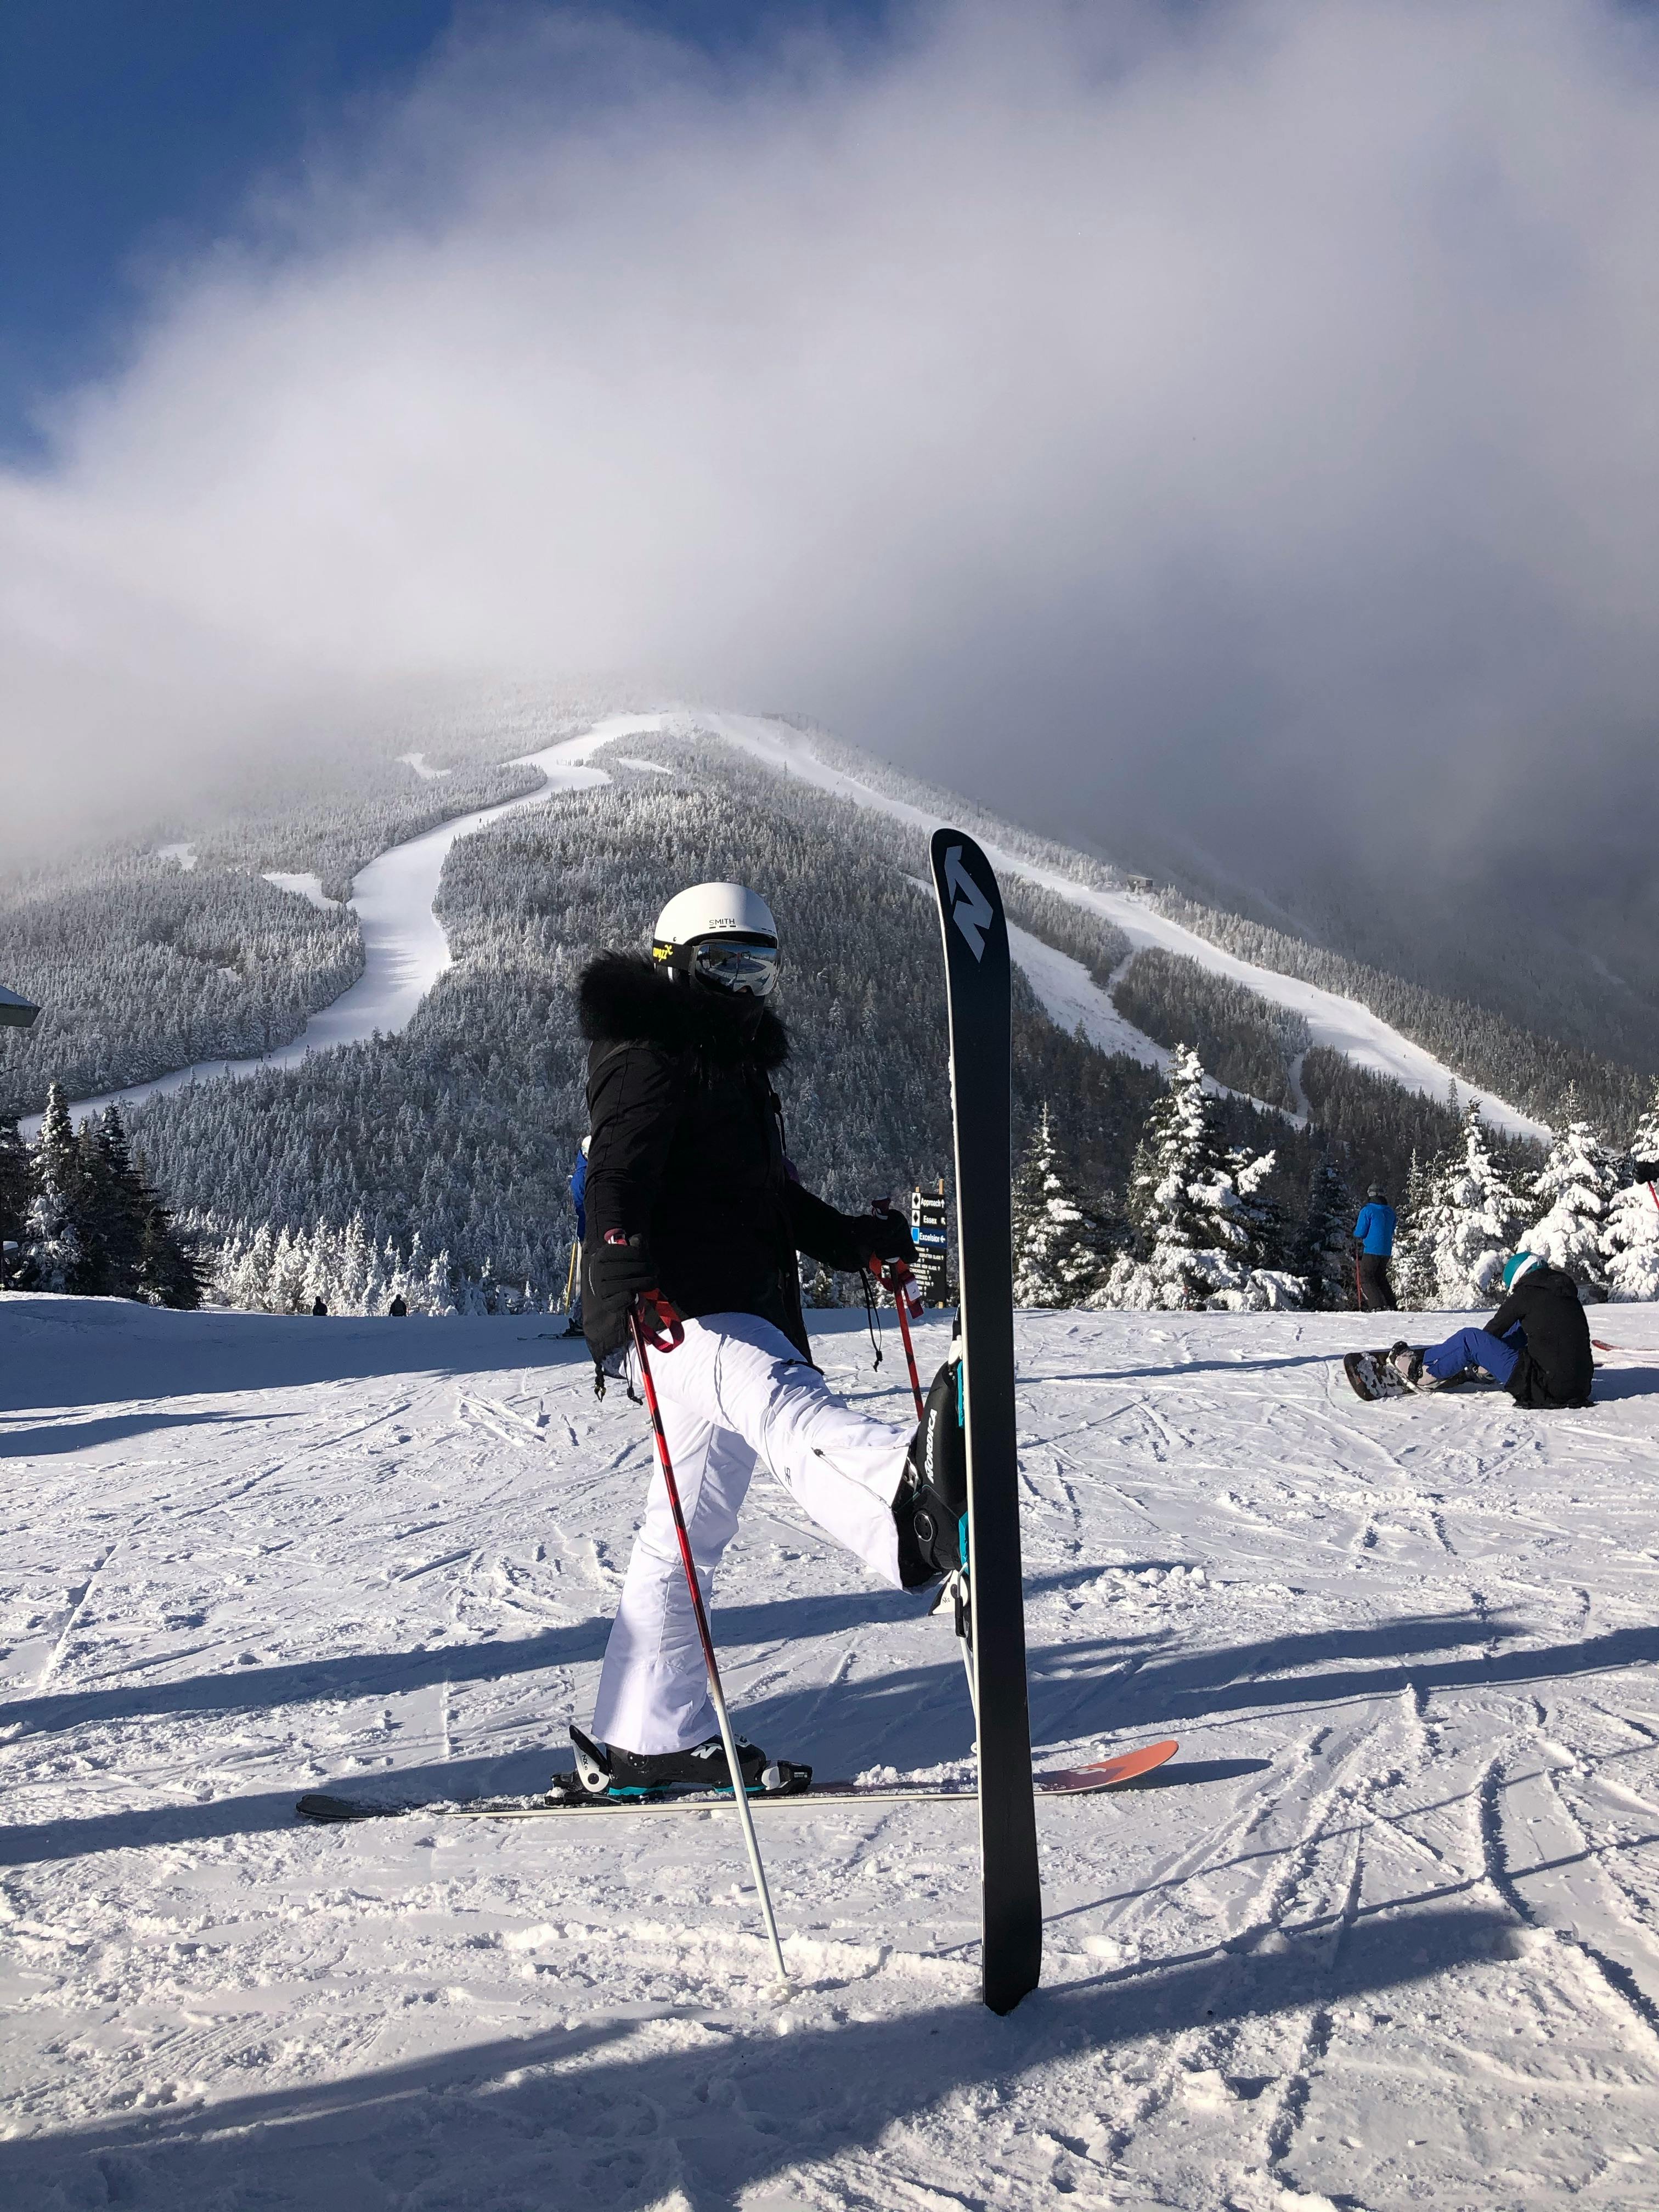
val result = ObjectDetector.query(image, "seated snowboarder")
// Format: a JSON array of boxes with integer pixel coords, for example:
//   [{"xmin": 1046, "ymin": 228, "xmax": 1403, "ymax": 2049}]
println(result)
[
  {"xmin": 572, "ymin": 880, "xmax": 964, "ymax": 1799},
  {"xmin": 1391, "ymin": 1251, "xmax": 1593, "ymax": 1408},
  {"xmin": 1352, "ymin": 1184, "xmax": 1397, "ymax": 1310}
]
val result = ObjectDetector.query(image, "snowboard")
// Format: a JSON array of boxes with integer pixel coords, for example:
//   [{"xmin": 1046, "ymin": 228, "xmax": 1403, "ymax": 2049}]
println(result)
[
  {"xmin": 1344, "ymin": 1348, "xmax": 1410, "ymax": 1401},
  {"xmin": 929, "ymin": 825, "xmax": 1042, "ymax": 2016},
  {"xmin": 294, "ymin": 1742, "xmax": 1178, "ymax": 1825}
]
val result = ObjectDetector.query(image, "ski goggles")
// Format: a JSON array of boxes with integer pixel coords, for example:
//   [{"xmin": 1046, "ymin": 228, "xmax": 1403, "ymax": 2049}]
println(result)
[{"xmin": 689, "ymin": 938, "xmax": 781, "ymax": 999}]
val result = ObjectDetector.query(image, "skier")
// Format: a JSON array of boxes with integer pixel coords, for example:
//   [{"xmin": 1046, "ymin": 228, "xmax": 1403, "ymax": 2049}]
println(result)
[
  {"xmin": 563, "ymin": 1135, "xmax": 589, "ymax": 1336},
  {"xmin": 572, "ymin": 881, "xmax": 965, "ymax": 1797},
  {"xmin": 1390, "ymin": 1250, "xmax": 1593, "ymax": 1407},
  {"xmin": 1352, "ymin": 1183, "xmax": 1397, "ymax": 1310}
]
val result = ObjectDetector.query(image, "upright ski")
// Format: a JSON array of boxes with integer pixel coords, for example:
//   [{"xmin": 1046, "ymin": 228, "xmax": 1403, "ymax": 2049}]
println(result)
[{"xmin": 930, "ymin": 826, "xmax": 1042, "ymax": 2015}]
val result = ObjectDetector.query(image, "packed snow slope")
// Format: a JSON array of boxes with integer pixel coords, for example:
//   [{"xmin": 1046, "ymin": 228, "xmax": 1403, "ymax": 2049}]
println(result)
[{"xmin": 5, "ymin": 1296, "xmax": 1659, "ymax": 2209}]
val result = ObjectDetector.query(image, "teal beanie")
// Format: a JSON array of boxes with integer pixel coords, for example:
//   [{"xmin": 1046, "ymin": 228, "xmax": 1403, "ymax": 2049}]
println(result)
[{"xmin": 1502, "ymin": 1251, "xmax": 1544, "ymax": 1291}]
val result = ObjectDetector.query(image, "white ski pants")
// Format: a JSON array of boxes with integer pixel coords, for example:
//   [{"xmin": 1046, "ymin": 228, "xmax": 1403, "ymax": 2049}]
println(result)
[{"xmin": 591, "ymin": 1312, "xmax": 912, "ymax": 1756}]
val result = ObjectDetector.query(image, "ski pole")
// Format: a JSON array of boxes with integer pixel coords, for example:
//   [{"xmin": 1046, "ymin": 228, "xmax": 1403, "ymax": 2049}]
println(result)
[
  {"xmin": 628, "ymin": 1299, "xmax": 790, "ymax": 1987},
  {"xmin": 870, "ymin": 1200, "xmax": 926, "ymax": 1420},
  {"xmin": 877, "ymin": 1260, "xmax": 927, "ymax": 1420}
]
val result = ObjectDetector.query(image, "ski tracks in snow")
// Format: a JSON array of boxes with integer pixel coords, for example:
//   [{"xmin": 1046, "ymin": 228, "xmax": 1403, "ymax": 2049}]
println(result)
[{"xmin": 5, "ymin": 1300, "xmax": 1659, "ymax": 2208}]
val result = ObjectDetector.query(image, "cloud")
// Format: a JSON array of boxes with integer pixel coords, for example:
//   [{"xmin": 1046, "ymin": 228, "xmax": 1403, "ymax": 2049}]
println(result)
[{"xmin": 4, "ymin": 0, "xmax": 1658, "ymax": 936}]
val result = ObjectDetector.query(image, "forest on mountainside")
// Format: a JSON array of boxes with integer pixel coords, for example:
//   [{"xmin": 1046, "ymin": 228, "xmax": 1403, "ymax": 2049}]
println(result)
[
  {"xmin": 0, "ymin": 749, "xmax": 562, "ymax": 1118},
  {"xmin": 1153, "ymin": 887, "xmax": 1650, "ymax": 1138},
  {"xmin": 1109, "ymin": 947, "xmax": 1310, "ymax": 1113},
  {"xmin": 0, "ymin": 860, "xmax": 363, "ymax": 1110},
  {"xmin": 131, "ymin": 746, "xmax": 1324, "ymax": 1296}
]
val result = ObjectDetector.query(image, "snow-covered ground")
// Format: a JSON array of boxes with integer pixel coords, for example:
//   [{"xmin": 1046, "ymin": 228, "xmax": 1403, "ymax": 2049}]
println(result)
[
  {"xmin": 261, "ymin": 872, "xmax": 340, "ymax": 913},
  {"xmin": 5, "ymin": 1294, "xmax": 1658, "ymax": 2208}
]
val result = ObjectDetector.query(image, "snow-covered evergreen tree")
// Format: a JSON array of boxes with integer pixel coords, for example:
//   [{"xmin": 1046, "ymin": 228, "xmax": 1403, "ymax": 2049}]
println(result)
[
  {"xmin": 1103, "ymin": 1046, "xmax": 1300, "ymax": 1310},
  {"xmin": 0, "ymin": 1114, "xmax": 28, "ymax": 1280},
  {"xmin": 1522, "ymin": 1104, "xmax": 1615, "ymax": 1285},
  {"xmin": 20, "ymin": 1082, "xmax": 87, "ymax": 1293},
  {"xmin": 1297, "ymin": 1158, "xmax": 1354, "ymax": 1311},
  {"xmin": 1602, "ymin": 1079, "xmax": 1659, "ymax": 1300},
  {"xmin": 1012, "ymin": 1104, "xmax": 1107, "ymax": 1307},
  {"xmin": 1417, "ymin": 1100, "xmax": 1523, "ymax": 1307},
  {"xmin": 78, "ymin": 1106, "xmax": 150, "ymax": 1297},
  {"xmin": 1391, "ymin": 1149, "xmax": 1436, "ymax": 1310}
]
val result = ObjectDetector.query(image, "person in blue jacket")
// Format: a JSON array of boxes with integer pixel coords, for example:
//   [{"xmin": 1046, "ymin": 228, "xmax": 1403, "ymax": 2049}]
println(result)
[
  {"xmin": 563, "ymin": 1136, "xmax": 590, "ymax": 1335},
  {"xmin": 1352, "ymin": 1183, "xmax": 1397, "ymax": 1311}
]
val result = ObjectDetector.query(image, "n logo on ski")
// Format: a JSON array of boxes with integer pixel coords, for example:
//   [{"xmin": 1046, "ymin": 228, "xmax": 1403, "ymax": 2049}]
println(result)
[{"xmin": 943, "ymin": 843, "xmax": 995, "ymax": 961}]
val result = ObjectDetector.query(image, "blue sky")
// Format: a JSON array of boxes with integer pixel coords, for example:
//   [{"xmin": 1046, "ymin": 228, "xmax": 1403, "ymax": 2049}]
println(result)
[{"xmin": 0, "ymin": 0, "xmax": 890, "ymax": 455}]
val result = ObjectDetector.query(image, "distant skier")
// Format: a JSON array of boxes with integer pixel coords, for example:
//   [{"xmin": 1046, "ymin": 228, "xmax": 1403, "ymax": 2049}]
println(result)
[
  {"xmin": 563, "ymin": 1136, "xmax": 590, "ymax": 1336},
  {"xmin": 387, "ymin": 1294, "xmax": 408, "ymax": 1317},
  {"xmin": 311, "ymin": 1296, "xmax": 328, "ymax": 1317},
  {"xmin": 571, "ymin": 881, "xmax": 964, "ymax": 1799},
  {"xmin": 1390, "ymin": 1251, "xmax": 1593, "ymax": 1407},
  {"xmin": 1352, "ymin": 1184, "xmax": 1397, "ymax": 1310}
]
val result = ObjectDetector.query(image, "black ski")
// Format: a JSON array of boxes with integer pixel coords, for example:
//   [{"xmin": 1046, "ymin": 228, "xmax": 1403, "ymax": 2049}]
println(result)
[
  {"xmin": 929, "ymin": 826, "xmax": 1042, "ymax": 2015},
  {"xmin": 294, "ymin": 1743, "xmax": 1178, "ymax": 1825}
]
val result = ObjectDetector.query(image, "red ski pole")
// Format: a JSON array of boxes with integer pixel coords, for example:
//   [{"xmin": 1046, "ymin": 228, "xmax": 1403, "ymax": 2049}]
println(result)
[
  {"xmin": 628, "ymin": 1298, "xmax": 789, "ymax": 1985},
  {"xmin": 870, "ymin": 1198, "xmax": 927, "ymax": 1420},
  {"xmin": 877, "ymin": 1260, "xmax": 927, "ymax": 1421}
]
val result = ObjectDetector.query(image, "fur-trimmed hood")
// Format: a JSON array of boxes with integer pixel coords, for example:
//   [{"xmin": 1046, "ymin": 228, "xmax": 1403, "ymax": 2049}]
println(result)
[{"xmin": 578, "ymin": 951, "xmax": 788, "ymax": 1069}]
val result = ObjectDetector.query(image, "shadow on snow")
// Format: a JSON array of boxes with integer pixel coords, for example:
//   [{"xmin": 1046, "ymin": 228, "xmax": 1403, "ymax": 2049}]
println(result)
[{"xmin": 0, "ymin": 1896, "xmax": 1511, "ymax": 2210}]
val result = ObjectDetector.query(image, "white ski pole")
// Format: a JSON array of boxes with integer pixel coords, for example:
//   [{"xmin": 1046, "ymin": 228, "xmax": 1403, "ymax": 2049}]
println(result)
[{"xmin": 629, "ymin": 1300, "xmax": 790, "ymax": 1987}]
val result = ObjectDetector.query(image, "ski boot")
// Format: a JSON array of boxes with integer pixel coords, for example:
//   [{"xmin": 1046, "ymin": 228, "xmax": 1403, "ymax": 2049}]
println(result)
[
  {"xmin": 895, "ymin": 1352, "xmax": 968, "ymax": 1591},
  {"xmin": 1389, "ymin": 1342, "xmax": 1444, "ymax": 1391},
  {"xmin": 557, "ymin": 1724, "xmax": 811, "ymax": 1802}
]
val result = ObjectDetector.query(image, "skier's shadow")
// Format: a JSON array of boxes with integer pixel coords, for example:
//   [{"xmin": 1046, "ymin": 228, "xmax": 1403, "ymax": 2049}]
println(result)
[
  {"xmin": 1021, "ymin": 1352, "xmax": 1338, "ymax": 1385},
  {"xmin": 0, "ymin": 1408, "xmax": 289, "ymax": 1459},
  {"xmin": 0, "ymin": 1893, "xmax": 1511, "ymax": 2209},
  {"xmin": 1584, "ymin": 1366, "xmax": 1659, "ymax": 1401}
]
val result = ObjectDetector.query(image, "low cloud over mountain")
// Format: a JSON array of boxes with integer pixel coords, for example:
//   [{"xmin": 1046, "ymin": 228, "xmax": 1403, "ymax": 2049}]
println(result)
[{"xmin": 5, "ymin": 0, "xmax": 1658, "ymax": 970}]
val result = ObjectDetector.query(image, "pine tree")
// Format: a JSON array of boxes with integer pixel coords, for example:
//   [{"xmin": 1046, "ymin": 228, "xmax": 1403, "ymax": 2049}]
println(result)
[
  {"xmin": 1522, "ymin": 1108, "xmax": 1615, "ymax": 1285},
  {"xmin": 21, "ymin": 1081, "xmax": 89, "ymax": 1294},
  {"xmin": 1602, "ymin": 1079, "xmax": 1659, "ymax": 1300},
  {"xmin": 1011, "ymin": 1103, "xmax": 1107, "ymax": 1307},
  {"xmin": 1103, "ymin": 1046, "xmax": 1299, "ymax": 1310},
  {"xmin": 78, "ymin": 1106, "xmax": 151, "ymax": 1298},
  {"xmin": 1297, "ymin": 1157, "xmax": 1353, "ymax": 1311},
  {"xmin": 1392, "ymin": 1149, "xmax": 1437, "ymax": 1310},
  {"xmin": 1417, "ymin": 1099, "xmax": 1523, "ymax": 1307},
  {"xmin": 0, "ymin": 1114, "xmax": 29, "ymax": 1285},
  {"xmin": 136, "ymin": 1194, "xmax": 206, "ymax": 1310}
]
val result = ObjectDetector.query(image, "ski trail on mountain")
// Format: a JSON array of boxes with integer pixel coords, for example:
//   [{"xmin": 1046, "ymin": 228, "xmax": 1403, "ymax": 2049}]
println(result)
[
  {"xmin": 692, "ymin": 709, "xmax": 1550, "ymax": 1141},
  {"xmin": 35, "ymin": 713, "xmax": 662, "ymax": 1133}
]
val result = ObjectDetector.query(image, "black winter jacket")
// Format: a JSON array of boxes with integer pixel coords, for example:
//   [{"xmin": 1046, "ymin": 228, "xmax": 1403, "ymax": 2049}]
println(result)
[
  {"xmin": 1485, "ymin": 1263, "xmax": 1593, "ymax": 1408},
  {"xmin": 577, "ymin": 953, "xmax": 877, "ymax": 1364}
]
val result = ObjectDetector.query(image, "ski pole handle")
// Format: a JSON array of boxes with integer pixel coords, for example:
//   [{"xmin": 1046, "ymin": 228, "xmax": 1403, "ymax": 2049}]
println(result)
[{"xmin": 636, "ymin": 1285, "xmax": 684, "ymax": 1352}]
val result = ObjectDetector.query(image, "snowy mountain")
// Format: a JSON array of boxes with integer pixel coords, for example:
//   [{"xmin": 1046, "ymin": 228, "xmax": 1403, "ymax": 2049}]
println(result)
[{"xmin": 2, "ymin": 698, "xmax": 1650, "ymax": 1302}]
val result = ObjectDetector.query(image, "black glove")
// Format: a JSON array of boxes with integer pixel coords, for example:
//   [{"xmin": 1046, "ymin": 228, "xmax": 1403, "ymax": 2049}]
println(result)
[
  {"xmin": 854, "ymin": 1211, "xmax": 916, "ymax": 1268},
  {"xmin": 590, "ymin": 1229, "xmax": 661, "ymax": 1310}
]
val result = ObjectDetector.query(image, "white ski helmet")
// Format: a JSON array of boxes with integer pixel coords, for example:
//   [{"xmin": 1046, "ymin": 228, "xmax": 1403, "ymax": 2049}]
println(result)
[{"xmin": 652, "ymin": 881, "xmax": 780, "ymax": 998}]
